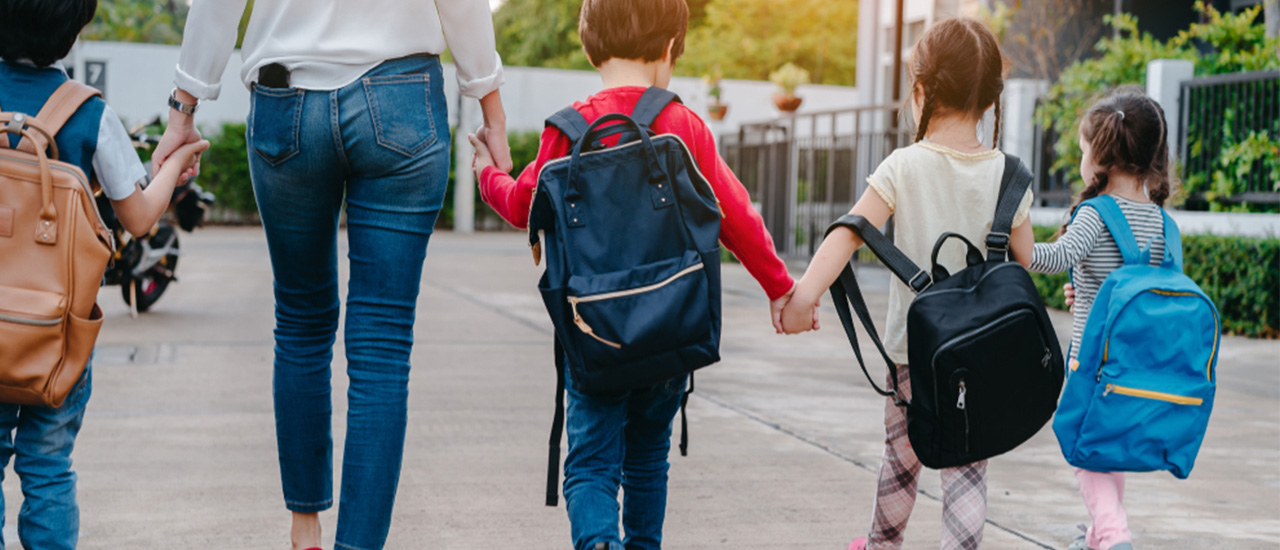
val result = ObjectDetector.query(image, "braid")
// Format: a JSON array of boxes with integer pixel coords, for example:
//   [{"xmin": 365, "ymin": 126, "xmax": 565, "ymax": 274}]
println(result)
[
  {"xmin": 1143, "ymin": 95, "xmax": 1173, "ymax": 207},
  {"xmin": 915, "ymin": 85, "xmax": 936, "ymax": 142},
  {"xmin": 993, "ymin": 99, "xmax": 1002, "ymax": 148}
]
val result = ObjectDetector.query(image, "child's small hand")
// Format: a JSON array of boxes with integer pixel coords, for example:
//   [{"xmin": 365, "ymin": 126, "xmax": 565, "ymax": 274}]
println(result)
[
  {"xmin": 769, "ymin": 286, "xmax": 795, "ymax": 334},
  {"xmin": 1063, "ymin": 283, "xmax": 1076, "ymax": 312},
  {"xmin": 780, "ymin": 293, "xmax": 820, "ymax": 334},
  {"xmin": 164, "ymin": 140, "xmax": 210, "ymax": 176},
  {"xmin": 468, "ymin": 133, "xmax": 495, "ymax": 180}
]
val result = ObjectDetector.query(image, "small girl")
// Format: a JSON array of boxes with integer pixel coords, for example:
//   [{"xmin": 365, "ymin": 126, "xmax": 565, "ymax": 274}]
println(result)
[
  {"xmin": 1028, "ymin": 90, "xmax": 1176, "ymax": 550},
  {"xmin": 781, "ymin": 18, "xmax": 1034, "ymax": 550}
]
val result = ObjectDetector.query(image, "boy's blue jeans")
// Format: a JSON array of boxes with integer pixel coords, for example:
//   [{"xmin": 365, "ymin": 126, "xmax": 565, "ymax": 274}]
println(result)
[
  {"xmin": 247, "ymin": 55, "xmax": 450, "ymax": 550},
  {"xmin": 0, "ymin": 366, "xmax": 92, "ymax": 550},
  {"xmin": 563, "ymin": 369, "xmax": 688, "ymax": 550}
]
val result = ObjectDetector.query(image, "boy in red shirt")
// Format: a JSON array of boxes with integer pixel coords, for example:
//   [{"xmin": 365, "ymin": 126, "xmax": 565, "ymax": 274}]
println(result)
[{"xmin": 469, "ymin": 0, "xmax": 797, "ymax": 547}]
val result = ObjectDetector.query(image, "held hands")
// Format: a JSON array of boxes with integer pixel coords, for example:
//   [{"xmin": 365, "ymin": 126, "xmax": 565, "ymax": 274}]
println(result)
[
  {"xmin": 152, "ymin": 102, "xmax": 203, "ymax": 181},
  {"xmin": 467, "ymin": 129, "xmax": 495, "ymax": 180},
  {"xmin": 780, "ymin": 291, "xmax": 820, "ymax": 335}
]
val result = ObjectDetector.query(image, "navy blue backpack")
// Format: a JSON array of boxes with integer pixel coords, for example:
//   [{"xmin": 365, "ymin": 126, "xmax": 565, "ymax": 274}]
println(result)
[{"xmin": 530, "ymin": 88, "xmax": 723, "ymax": 505}]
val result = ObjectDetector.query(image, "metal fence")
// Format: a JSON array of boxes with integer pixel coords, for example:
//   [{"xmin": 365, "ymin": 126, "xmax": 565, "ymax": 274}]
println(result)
[
  {"xmin": 720, "ymin": 105, "xmax": 910, "ymax": 258},
  {"xmin": 1179, "ymin": 69, "xmax": 1280, "ymax": 205}
]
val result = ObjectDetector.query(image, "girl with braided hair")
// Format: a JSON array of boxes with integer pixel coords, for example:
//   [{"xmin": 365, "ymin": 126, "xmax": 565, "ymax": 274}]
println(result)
[
  {"xmin": 1028, "ymin": 89, "xmax": 1178, "ymax": 550},
  {"xmin": 781, "ymin": 17, "xmax": 1033, "ymax": 550}
]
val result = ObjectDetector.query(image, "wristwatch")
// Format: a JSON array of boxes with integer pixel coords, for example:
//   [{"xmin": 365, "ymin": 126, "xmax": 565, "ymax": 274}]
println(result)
[{"xmin": 168, "ymin": 90, "xmax": 198, "ymax": 116}]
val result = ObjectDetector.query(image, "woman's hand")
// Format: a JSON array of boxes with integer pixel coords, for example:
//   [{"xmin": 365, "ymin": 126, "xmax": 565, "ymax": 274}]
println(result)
[
  {"xmin": 468, "ymin": 132, "xmax": 495, "ymax": 180},
  {"xmin": 153, "ymin": 89, "xmax": 203, "ymax": 180},
  {"xmin": 477, "ymin": 90, "xmax": 513, "ymax": 172}
]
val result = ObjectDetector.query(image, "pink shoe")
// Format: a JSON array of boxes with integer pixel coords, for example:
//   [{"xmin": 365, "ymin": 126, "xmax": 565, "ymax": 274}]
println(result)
[{"xmin": 848, "ymin": 538, "xmax": 867, "ymax": 550}]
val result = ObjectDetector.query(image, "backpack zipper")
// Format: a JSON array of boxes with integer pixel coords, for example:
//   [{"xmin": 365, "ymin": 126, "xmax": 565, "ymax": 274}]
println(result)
[
  {"xmin": 566, "ymin": 261, "xmax": 705, "ymax": 350},
  {"xmin": 0, "ymin": 312, "xmax": 60, "ymax": 327},
  {"xmin": 1098, "ymin": 289, "xmax": 1219, "ymax": 382},
  {"xmin": 956, "ymin": 380, "xmax": 970, "ymax": 455},
  {"xmin": 1103, "ymin": 384, "xmax": 1203, "ymax": 406}
]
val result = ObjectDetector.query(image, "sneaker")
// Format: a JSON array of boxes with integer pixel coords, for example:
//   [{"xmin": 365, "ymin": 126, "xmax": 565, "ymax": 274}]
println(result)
[
  {"xmin": 848, "ymin": 538, "xmax": 867, "ymax": 550},
  {"xmin": 1067, "ymin": 523, "xmax": 1092, "ymax": 550},
  {"xmin": 1108, "ymin": 544, "xmax": 1133, "ymax": 550}
]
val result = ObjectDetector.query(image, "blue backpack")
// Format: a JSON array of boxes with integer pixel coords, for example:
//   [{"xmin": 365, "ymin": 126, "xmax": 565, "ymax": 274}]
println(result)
[
  {"xmin": 1052, "ymin": 196, "xmax": 1220, "ymax": 479},
  {"xmin": 530, "ymin": 88, "xmax": 723, "ymax": 505}
]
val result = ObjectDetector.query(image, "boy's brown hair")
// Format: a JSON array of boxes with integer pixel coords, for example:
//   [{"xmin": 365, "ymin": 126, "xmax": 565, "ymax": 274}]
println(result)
[{"xmin": 579, "ymin": 0, "xmax": 688, "ymax": 67}]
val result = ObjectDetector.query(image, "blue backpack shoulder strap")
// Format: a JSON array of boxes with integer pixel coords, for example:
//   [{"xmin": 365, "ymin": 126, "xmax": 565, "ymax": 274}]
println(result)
[
  {"xmin": 1160, "ymin": 209, "xmax": 1184, "ymax": 272},
  {"xmin": 1083, "ymin": 195, "xmax": 1142, "ymax": 265},
  {"xmin": 631, "ymin": 87, "xmax": 681, "ymax": 129},
  {"xmin": 545, "ymin": 106, "xmax": 591, "ymax": 144}
]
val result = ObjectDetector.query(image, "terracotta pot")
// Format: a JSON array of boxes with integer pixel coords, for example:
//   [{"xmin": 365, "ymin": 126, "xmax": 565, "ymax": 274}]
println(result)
[
  {"xmin": 708, "ymin": 103, "xmax": 728, "ymax": 121},
  {"xmin": 773, "ymin": 94, "xmax": 803, "ymax": 112}
]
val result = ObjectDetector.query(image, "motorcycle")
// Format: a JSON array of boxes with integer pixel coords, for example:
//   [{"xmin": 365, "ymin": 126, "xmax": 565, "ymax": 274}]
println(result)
[{"xmin": 96, "ymin": 120, "xmax": 216, "ymax": 316}]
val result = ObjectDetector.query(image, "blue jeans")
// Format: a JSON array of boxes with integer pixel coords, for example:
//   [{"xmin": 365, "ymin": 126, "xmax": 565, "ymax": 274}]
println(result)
[
  {"xmin": 247, "ymin": 55, "xmax": 450, "ymax": 550},
  {"xmin": 0, "ymin": 365, "xmax": 92, "ymax": 550},
  {"xmin": 563, "ymin": 370, "xmax": 688, "ymax": 550}
]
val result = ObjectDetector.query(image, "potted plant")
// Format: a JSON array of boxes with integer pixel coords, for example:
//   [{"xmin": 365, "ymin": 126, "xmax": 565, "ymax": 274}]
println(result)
[
  {"xmin": 770, "ymin": 62, "xmax": 809, "ymax": 113},
  {"xmin": 703, "ymin": 66, "xmax": 728, "ymax": 121}
]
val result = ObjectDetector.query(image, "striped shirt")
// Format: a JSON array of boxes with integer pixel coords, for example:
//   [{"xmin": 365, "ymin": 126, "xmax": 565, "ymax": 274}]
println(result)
[{"xmin": 1029, "ymin": 195, "xmax": 1166, "ymax": 360}]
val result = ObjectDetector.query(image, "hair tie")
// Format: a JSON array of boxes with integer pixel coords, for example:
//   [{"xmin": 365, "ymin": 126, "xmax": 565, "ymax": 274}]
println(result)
[{"xmin": 1116, "ymin": 110, "xmax": 1125, "ymax": 120}]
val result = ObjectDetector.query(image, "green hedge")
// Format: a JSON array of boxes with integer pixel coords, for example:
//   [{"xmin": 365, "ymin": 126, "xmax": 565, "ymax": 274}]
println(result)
[
  {"xmin": 198, "ymin": 123, "xmax": 545, "ymax": 227},
  {"xmin": 1030, "ymin": 225, "xmax": 1279, "ymax": 339}
]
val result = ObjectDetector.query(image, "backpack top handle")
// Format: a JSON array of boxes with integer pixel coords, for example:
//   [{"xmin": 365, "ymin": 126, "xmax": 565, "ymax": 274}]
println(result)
[{"xmin": 564, "ymin": 113, "xmax": 666, "ymax": 201}]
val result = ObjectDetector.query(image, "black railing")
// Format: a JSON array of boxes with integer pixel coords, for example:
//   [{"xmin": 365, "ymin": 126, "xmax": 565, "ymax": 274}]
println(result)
[
  {"xmin": 720, "ymin": 105, "xmax": 910, "ymax": 257},
  {"xmin": 1180, "ymin": 70, "xmax": 1280, "ymax": 206}
]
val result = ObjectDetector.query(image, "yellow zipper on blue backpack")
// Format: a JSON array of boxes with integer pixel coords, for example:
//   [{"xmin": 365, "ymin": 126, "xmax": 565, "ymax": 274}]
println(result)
[
  {"xmin": 1103, "ymin": 384, "xmax": 1203, "ymax": 406},
  {"xmin": 1099, "ymin": 289, "xmax": 1219, "ymax": 382}
]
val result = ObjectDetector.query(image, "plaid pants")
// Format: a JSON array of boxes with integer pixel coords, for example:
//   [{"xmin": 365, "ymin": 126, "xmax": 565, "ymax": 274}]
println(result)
[{"xmin": 866, "ymin": 365, "xmax": 988, "ymax": 550}]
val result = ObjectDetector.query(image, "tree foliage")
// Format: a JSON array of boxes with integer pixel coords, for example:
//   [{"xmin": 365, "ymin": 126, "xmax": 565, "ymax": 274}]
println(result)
[
  {"xmin": 82, "ymin": 0, "xmax": 188, "ymax": 45},
  {"xmin": 492, "ymin": 0, "xmax": 856, "ymax": 86},
  {"xmin": 1034, "ymin": 2, "xmax": 1279, "ymax": 209}
]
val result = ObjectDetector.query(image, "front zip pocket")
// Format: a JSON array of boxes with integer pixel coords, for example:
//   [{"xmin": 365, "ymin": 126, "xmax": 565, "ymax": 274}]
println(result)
[
  {"xmin": 1104, "ymin": 384, "xmax": 1203, "ymax": 406},
  {"xmin": 565, "ymin": 251, "xmax": 711, "ymax": 368}
]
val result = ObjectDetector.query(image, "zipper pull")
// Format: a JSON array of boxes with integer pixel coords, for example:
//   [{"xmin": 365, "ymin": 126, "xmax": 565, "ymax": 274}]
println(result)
[
  {"xmin": 956, "ymin": 380, "xmax": 967, "ymax": 410},
  {"xmin": 1103, "ymin": 384, "xmax": 1114, "ymax": 397}
]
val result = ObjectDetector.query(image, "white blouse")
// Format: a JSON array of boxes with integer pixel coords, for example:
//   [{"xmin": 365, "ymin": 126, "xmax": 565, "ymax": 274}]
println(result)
[{"xmin": 174, "ymin": 0, "xmax": 504, "ymax": 100}]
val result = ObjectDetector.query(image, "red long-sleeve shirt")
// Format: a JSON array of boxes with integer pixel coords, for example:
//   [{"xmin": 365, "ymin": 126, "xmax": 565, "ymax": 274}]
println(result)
[{"xmin": 478, "ymin": 86, "xmax": 794, "ymax": 300}]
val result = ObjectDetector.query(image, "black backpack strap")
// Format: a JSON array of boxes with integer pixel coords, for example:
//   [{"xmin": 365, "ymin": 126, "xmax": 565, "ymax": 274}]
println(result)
[
  {"xmin": 545, "ymin": 336, "xmax": 567, "ymax": 507},
  {"xmin": 545, "ymin": 107, "xmax": 591, "ymax": 144},
  {"xmin": 828, "ymin": 261, "xmax": 907, "ymax": 406},
  {"xmin": 829, "ymin": 214, "xmax": 932, "ymax": 293},
  {"xmin": 631, "ymin": 87, "xmax": 681, "ymax": 129},
  {"xmin": 678, "ymin": 373, "xmax": 694, "ymax": 456},
  {"xmin": 986, "ymin": 154, "xmax": 1034, "ymax": 261}
]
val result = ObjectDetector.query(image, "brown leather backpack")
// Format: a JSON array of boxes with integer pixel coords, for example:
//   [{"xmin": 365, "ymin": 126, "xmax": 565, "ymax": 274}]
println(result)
[{"xmin": 0, "ymin": 81, "xmax": 114, "ymax": 407}]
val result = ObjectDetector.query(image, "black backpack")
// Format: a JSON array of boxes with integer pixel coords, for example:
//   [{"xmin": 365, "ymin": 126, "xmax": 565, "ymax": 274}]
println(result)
[{"xmin": 827, "ymin": 154, "xmax": 1064, "ymax": 469}]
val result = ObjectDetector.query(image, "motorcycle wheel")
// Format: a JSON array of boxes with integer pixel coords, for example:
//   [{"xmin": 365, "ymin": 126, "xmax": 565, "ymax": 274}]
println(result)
[{"xmin": 122, "ymin": 226, "xmax": 180, "ymax": 312}]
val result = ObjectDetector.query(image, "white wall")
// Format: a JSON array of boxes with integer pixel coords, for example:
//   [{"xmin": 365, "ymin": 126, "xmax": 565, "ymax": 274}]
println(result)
[
  {"xmin": 71, "ymin": 41, "xmax": 860, "ymax": 135},
  {"xmin": 1031, "ymin": 207, "xmax": 1280, "ymax": 238}
]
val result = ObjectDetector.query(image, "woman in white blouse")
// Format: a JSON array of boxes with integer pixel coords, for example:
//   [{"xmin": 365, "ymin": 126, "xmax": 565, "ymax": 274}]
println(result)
[{"xmin": 152, "ymin": 3, "xmax": 511, "ymax": 549}]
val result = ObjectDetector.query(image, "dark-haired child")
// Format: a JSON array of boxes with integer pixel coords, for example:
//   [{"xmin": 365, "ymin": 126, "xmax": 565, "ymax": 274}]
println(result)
[
  {"xmin": 0, "ymin": 1, "xmax": 205, "ymax": 547},
  {"xmin": 1027, "ymin": 90, "xmax": 1176, "ymax": 550},
  {"xmin": 468, "ymin": 0, "xmax": 795, "ymax": 548},
  {"xmin": 780, "ymin": 17, "xmax": 1033, "ymax": 550}
]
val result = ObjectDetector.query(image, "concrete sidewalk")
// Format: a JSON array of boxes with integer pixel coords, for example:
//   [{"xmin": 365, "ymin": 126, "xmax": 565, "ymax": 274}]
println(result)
[{"xmin": 7, "ymin": 228, "xmax": 1276, "ymax": 549}]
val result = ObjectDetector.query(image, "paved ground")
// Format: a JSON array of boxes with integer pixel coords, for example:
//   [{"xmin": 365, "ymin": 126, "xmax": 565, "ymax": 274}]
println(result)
[{"xmin": 5, "ymin": 228, "xmax": 1276, "ymax": 549}]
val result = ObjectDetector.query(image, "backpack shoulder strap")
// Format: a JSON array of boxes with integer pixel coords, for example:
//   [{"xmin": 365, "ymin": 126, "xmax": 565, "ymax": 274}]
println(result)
[
  {"xmin": 1082, "ymin": 195, "xmax": 1142, "ymax": 265},
  {"xmin": 1160, "ymin": 208, "xmax": 1184, "ymax": 272},
  {"xmin": 630, "ymin": 87, "xmax": 681, "ymax": 129},
  {"xmin": 545, "ymin": 336, "xmax": 567, "ymax": 507},
  {"xmin": 545, "ymin": 107, "xmax": 591, "ymax": 144},
  {"xmin": 986, "ymin": 153, "xmax": 1034, "ymax": 261},
  {"xmin": 17, "ymin": 80, "xmax": 101, "ymax": 157},
  {"xmin": 827, "ymin": 214, "xmax": 932, "ymax": 293}
]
